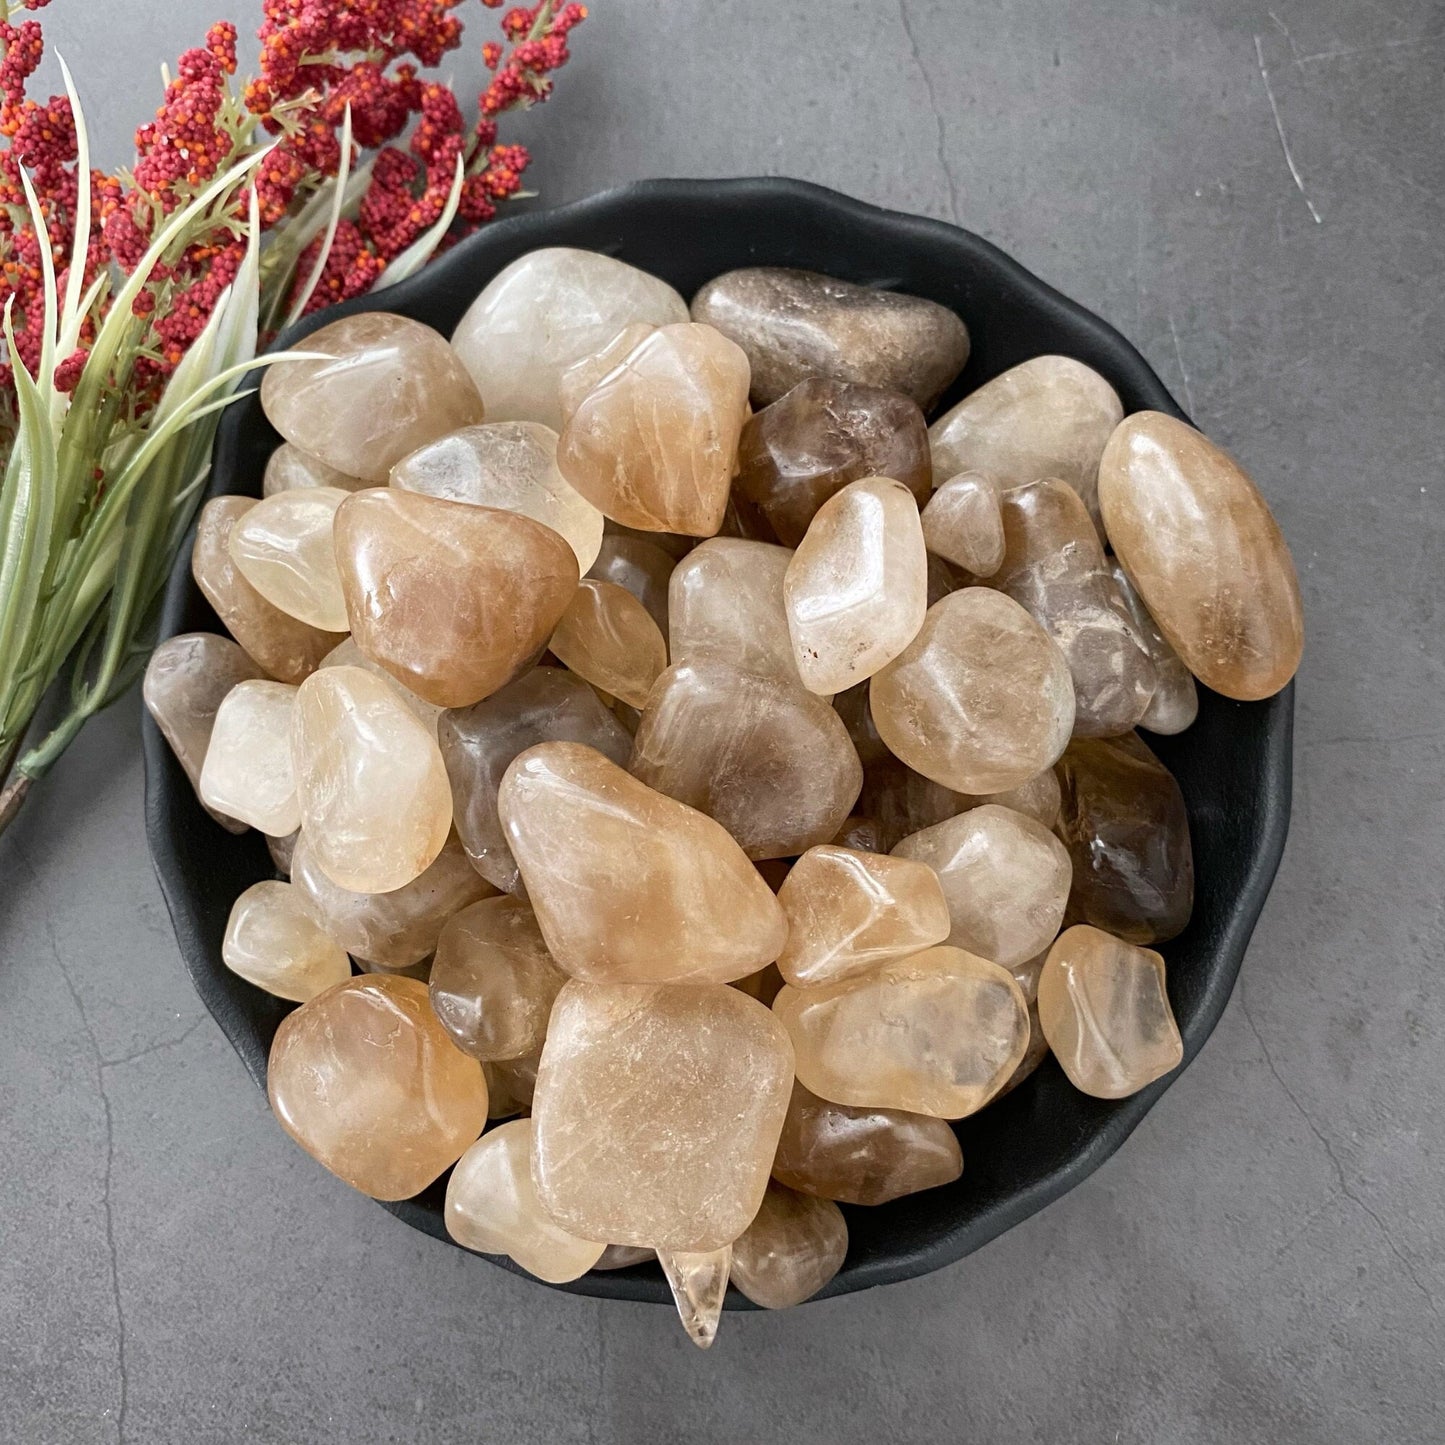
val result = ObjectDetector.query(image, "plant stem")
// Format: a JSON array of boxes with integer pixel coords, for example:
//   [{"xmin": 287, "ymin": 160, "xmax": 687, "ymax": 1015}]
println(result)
[{"xmin": 0, "ymin": 736, "xmax": 28, "ymax": 838}]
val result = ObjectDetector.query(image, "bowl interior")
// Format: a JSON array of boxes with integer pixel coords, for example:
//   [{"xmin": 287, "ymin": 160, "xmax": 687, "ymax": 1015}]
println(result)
[{"xmin": 144, "ymin": 177, "xmax": 1292, "ymax": 1308}]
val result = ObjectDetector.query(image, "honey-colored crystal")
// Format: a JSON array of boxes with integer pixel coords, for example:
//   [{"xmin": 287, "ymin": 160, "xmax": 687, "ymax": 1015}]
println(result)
[
  {"xmin": 1098, "ymin": 411, "xmax": 1303, "ymax": 701},
  {"xmin": 499, "ymin": 742, "xmax": 788, "ymax": 982},
  {"xmin": 221, "ymin": 880, "xmax": 351, "ymax": 1002},
  {"xmin": 773, "ymin": 945, "xmax": 1030, "ymax": 1118},
  {"xmin": 261, "ymin": 313, "xmax": 484, "ymax": 482},
  {"xmin": 731, "ymin": 1182, "xmax": 847, "ymax": 1310},
  {"xmin": 227, "ymin": 487, "xmax": 350, "ymax": 630},
  {"xmin": 586, "ymin": 532, "xmax": 674, "ymax": 635},
  {"xmin": 531, "ymin": 981, "xmax": 794, "ymax": 1249},
  {"xmin": 429, "ymin": 896, "xmax": 565, "ymax": 1061},
  {"xmin": 444, "ymin": 1118, "xmax": 604, "ymax": 1282},
  {"xmin": 556, "ymin": 322, "xmax": 751, "ymax": 536},
  {"xmin": 658, "ymin": 1247, "xmax": 732, "ymax": 1350},
  {"xmin": 198, "ymin": 680, "xmax": 301, "ymax": 834},
  {"xmin": 333, "ymin": 486, "xmax": 579, "ymax": 708},
  {"xmin": 629, "ymin": 659, "xmax": 862, "ymax": 860},
  {"xmin": 921, "ymin": 470, "xmax": 1005, "ymax": 578},
  {"xmin": 1109, "ymin": 561, "xmax": 1198, "ymax": 735},
  {"xmin": 389, "ymin": 421, "xmax": 604, "ymax": 572},
  {"xmin": 784, "ymin": 476, "xmax": 929, "ymax": 695},
  {"xmin": 771, "ymin": 1081, "xmax": 963, "ymax": 1205},
  {"xmin": 191, "ymin": 497, "xmax": 343, "ymax": 684},
  {"xmin": 870, "ymin": 588, "xmax": 1075, "ymax": 794},
  {"xmin": 291, "ymin": 666, "xmax": 453, "ymax": 894},
  {"xmin": 928, "ymin": 355, "xmax": 1123, "ymax": 525},
  {"xmin": 437, "ymin": 667, "xmax": 632, "ymax": 894},
  {"xmin": 892, "ymin": 804, "xmax": 1070, "ymax": 968},
  {"xmin": 267, "ymin": 974, "xmax": 488, "ymax": 1200},
  {"xmin": 734, "ymin": 377, "xmax": 931, "ymax": 546},
  {"xmin": 691, "ymin": 267, "xmax": 969, "ymax": 409},
  {"xmin": 1054, "ymin": 733, "xmax": 1193, "ymax": 943},
  {"xmin": 775, "ymin": 844, "xmax": 951, "ymax": 987},
  {"xmin": 1037, "ymin": 924, "xmax": 1183, "ymax": 1098},
  {"xmin": 319, "ymin": 637, "xmax": 443, "ymax": 736},
  {"xmin": 548, "ymin": 577, "xmax": 667, "ymax": 709}
]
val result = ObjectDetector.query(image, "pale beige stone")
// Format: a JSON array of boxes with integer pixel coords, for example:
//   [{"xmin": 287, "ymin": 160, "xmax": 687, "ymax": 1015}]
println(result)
[
  {"xmin": 291, "ymin": 666, "xmax": 453, "ymax": 894},
  {"xmin": 531, "ymin": 981, "xmax": 794, "ymax": 1250},
  {"xmin": 1037, "ymin": 924, "xmax": 1183, "ymax": 1098},
  {"xmin": 775, "ymin": 845, "xmax": 951, "ymax": 987},
  {"xmin": 730, "ymin": 1182, "xmax": 848, "ymax": 1310},
  {"xmin": 444, "ymin": 1118, "xmax": 604, "ymax": 1282},
  {"xmin": 921, "ymin": 471, "xmax": 1005, "ymax": 577},
  {"xmin": 556, "ymin": 322, "xmax": 751, "ymax": 536},
  {"xmin": 548, "ymin": 578, "xmax": 667, "ymax": 709},
  {"xmin": 389, "ymin": 421, "xmax": 603, "ymax": 572},
  {"xmin": 261, "ymin": 312, "xmax": 484, "ymax": 482},
  {"xmin": 222, "ymin": 879, "xmax": 351, "ymax": 1002},
  {"xmin": 968, "ymin": 768, "xmax": 1062, "ymax": 829},
  {"xmin": 267, "ymin": 974, "xmax": 488, "ymax": 1200},
  {"xmin": 334, "ymin": 486, "xmax": 579, "ymax": 708},
  {"xmin": 1099, "ymin": 411, "xmax": 1303, "ymax": 701},
  {"xmin": 263, "ymin": 442, "xmax": 366, "ymax": 496},
  {"xmin": 198, "ymin": 680, "xmax": 300, "ymax": 835},
  {"xmin": 870, "ymin": 589, "xmax": 1075, "ymax": 794},
  {"xmin": 784, "ymin": 476, "xmax": 929, "ymax": 695},
  {"xmin": 892, "ymin": 804, "xmax": 1071, "ymax": 968},
  {"xmin": 1109, "ymin": 561, "xmax": 1199, "ymax": 735},
  {"xmin": 658, "ymin": 1247, "xmax": 732, "ymax": 1350},
  {"xmin": 774, "ymin": 945, "xmax": 1030, "ymax": 1118},
  {"xmin": 499, "ymin": 742, "xmax": 788, "ymax": 983},
  {"xmin": 628, "ymin": 660, "xmax": 862, "ymax": 860},
  {"xmin": 319, "ymin": 638, "xmax": 443, "ymax": 736},
  {"xmin": 452, "ymin": 248, "xmax": 688, "ymax": 431}
]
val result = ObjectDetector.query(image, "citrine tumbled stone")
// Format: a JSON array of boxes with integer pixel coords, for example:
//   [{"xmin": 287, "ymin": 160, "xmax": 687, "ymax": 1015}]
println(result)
[{"xmin": 730, "ymin": 1182, "xmax": 848, "ymax": 1310}]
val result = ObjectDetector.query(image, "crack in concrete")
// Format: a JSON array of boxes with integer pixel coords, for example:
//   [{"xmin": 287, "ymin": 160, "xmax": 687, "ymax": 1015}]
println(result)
[
  {"xmin": 100, "ymin": 1014, "xmax": 207, "ymax": 1070},
  {"xmin": 898, "ymin": 0, "xmax": 961, "ymax": 224}
]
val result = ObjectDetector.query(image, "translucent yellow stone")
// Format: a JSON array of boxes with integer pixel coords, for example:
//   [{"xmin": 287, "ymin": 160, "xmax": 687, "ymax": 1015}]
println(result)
[
  {"xmin": 319, "ymin": 637, "xmax": 443, "ymax": 737},
  {"xmin": 444, "ymin": 1118, "xmax": 604, "ymax": 1282},
  {"xmin": 921, "ymin": 470, "xmax": 1005, "ymax": 578},
  {"xmin": 262, "ymin": 442, "xmax": 366, "ymax": 496},
  {"xmin": 198, "ymin": 680, "xmax": 300, "ymax": 835},
  {"xmin": 775, "ymin": 844, "xmax": 951, "ymax": 987},
  {"xmin": 548, "ymin": 577, "xmax": 667, "ymax": 709},
  {"xmin": 221, "ymin": 879, "xmax": 351, "ymax": 1002},
  {"xmin": 267, "ymin": 974, "xmax": 488, "ymax": 1200},
  {"xmin": 291, "ymin": 666, "xmax": 453, "ymax": 894},
  {"xmin": 658, "ymin": 1247, "xmax": 732, "ymax": 1349},
  {"xmin": 226, "ymin": 488, "xmax": 349, "ymax": 631},
  {"xmin": 773, "ymin": 945, "xmax": 1029, "ymax": 1118},
  {"xmin": 1037, "ymin": 924, "xmax": 1183, "ymax": 1098},
  {"xmin": 730, "ymin": 1181, "xmax": 848, "ymax": 1310}
]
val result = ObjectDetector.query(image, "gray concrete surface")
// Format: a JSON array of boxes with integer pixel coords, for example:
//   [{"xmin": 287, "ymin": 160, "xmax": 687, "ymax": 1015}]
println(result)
[{"xmin": 2, "ymin": 1, "xmax": 1441, "ymax": 1441}]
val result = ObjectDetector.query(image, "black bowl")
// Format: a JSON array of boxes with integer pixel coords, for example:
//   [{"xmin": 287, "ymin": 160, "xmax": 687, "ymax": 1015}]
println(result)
[{"xmin": 144, "ymin": 177, "xmax": 1293, "ymax": 1308}]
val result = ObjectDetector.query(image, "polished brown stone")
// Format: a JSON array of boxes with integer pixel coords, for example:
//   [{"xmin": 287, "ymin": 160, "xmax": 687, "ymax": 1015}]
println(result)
[
  {"xmin": 557, "ymin": 321, "xmax": 659, "ymax": 422},
  {"xmin": 831, "ymin": 815, "xmax": 887, "ymax": 852},
  {"xmin": 319, "ymin": 637, "xmax": 443, "ymax": 737},
  {"xmin": 586, "ymin": 533, "xmax": 675, "ymax": 636},
  {"xmin": 967, "ymin": 768, "xmax": 1062, "ymax": 829},
  {"xmin": 856, "ymin": 757, "xmax": 968, "ymax": 853},
  {"xmin": 548, "ymin": 578, "xmax": 668, "ymax": 709},
  {"xmin": 1109, "ymin": 561, "xmax": 1199, "ymax": 735},
  {"xmin": 730, "ymin": 1181, "xmax": 848, "ymax": 1309},
  {"xmin": 484, "ymin": 1047, "xmax": 542, "ymax": 1119},
  {"xmin": 921, "ymin": 470, "xmax": 1005, "ymax": 578},
  {"xmin": 832, "ymin": 682, "xmax": 890, "ymax": 767}
]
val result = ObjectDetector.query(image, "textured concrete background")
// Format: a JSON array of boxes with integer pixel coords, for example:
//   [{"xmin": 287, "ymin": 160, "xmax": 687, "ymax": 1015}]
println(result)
[{"xmin": 2, "ymin": 2, "xmax": 1441, "ymax": 1441}]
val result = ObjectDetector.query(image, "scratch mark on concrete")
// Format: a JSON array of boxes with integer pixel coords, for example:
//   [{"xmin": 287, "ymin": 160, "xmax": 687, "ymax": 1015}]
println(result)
[
  {"xmin": 100, "ymin": 1014, "xmax": 208, "ymax": 1070},
  {"xmin": 1167, "ymin": 312, "xmax": 1197, "ymax": 416},
  {"xmin": 1295, "ymin": 34, "xmax": 1445, "ymax": 66},
  {"xmin": 1254, "ymin": 35, "xmax": 1323, "ymax": 224},
  {"xmin": 899, "ymin": 0, "xmax": 961, "ymax": 224}
]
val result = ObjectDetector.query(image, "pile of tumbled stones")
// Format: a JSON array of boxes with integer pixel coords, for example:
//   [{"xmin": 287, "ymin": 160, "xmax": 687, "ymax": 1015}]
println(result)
[{"xmin": 144, "ymin": 247, "xmax": 1303, "ymax": 1347}]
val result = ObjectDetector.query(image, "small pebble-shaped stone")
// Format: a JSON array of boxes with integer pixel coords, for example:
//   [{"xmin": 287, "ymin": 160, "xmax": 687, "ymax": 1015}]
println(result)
[
  {"xmin": 334, "ymin": 487, "xmax": 579, "ymax": 708},
  {"xmin": 438, "ymin": 667, "xmax": 632, "ymax": 894},
  {"xmin": 1099, "ymin": 411, "xmax": 1303, "ymax": 701},
  {"xmin": 586, "ymin": 533, "xmax": 675, "ymax": 636},
  {"xmin": 319, "ymin": 637, "xmax": 443, "ymax": 736},
  {"xmin": 198, "ymin": 680, "xmax": 301, "ymax": 834},
  {"xmin": 143, "ymin": 632, "xmax": 264, "ymax": 832},
  {"xmin": 262, "ymin": 443, "xmax": 366, "ymax": 496},
  {"xmin": 691, "ymin": 267, "xmax": 970, "ymax": 409},
  {"xmin": 771, "ymin": 1081, "xmax": 964, "ymax": 1205},
  {"xmin": 1054, "ymin": 733, "xmax": 1194, "ymax": 943},
  {"xmin": 831, "ymin": 815, "xmax": 887, "ymax": 853},
  {"xmin": 191, "ymin": 497, "xmax": 343, "ymax": 684},
  {"xmin": 221, "ymin": 879, "xmax": 351, "ymax": 1002},
  {"xmin": 658, "ymin": 1247, "xmax": 732, "ymax": 1350},
  {"xmin": 994, "ymin": 477, "xmax": 1156, "ymax": 738},
  {"xmin": 290, "ymin": 832, "xmax": 493, "ymax": 969},
  {"xmin": 629, "ymin": 660, "xmax": 862, "ymax": 860},
  {"xmin": 928, "ymin": 356, "xmax": 1123, "ymax": 525},
  {"xmin": 1038, "ymin": 924, "xmax": 1183, "ymax": 1098},
  {"xmin": 921, "ymin": 471, "xmax": 1005, "ymax": 578},
  {"xmin": 857, "ymin": 757, "xmax": 967, "ymax": 852},
  {"xmin": 451, "ymin": 248, "xmax": 689, "ymax": 431},
  {"xmin": 267, "ymin": 974, "xmax": 488, "ymax": 1200},
  {"xmin": 557, "ymin": 321, "xmax": 658, "ymax": 422},
  {"xmin": 1109, "ymin": 561, "xmax": 1199, "ymax": 735},
  {"xmin": 892, "ymin": 804, "xmax": 1071, "ymax": 968},
  {"xmin": 389, "ymin": 421, "xmax": 604, "ymax": 572},
  {"xmin": 775, "ymin": 845, "xmax": 951, "ymax": 987},
  {"xmin": 773, "ymin": 945, "xmax": 1029, "ymax": 1118},
  {"xmin": 291, "ymin": 666, "xmax": 453, "ymax": 893},
  {"xmin": 227, "ymin": 487, "xmax": 350, "ymax": 631},
  {"xmin": 430, "ymin": 896, "xmax": 566, "ymax": 1062},
  {"xmin": 261, "ymin": 313, "xmax": 484, "ymax": 482},
  {"xmin": 532, "ymin": 981, "xmax": 794, "ymax": 1250},
  {"xmin": 734, "ymin": 377, "xmax": 931, "ymax": 546},
  {"xmin": 785, "ymin": 477, "xmax": 929, "ymax": 695},
  {"xmin": 870, "ymin": 589, "xmax": 1075, "ymax": 794},
  {"xmin": 499, "ymin": 742, "xmax": 788, "ymax": 983},
  {"xmin": 549, "ymin": 578, "xmax": 668, "ymax": 709},
  {"xmin": 731, "ymin": 1182, "xmax": 847, "ymax": 1310},
  {"xmin": 444, "ymin": 1118, "xmax": 604, "ymax": 1282},
  {"xmin": 967, "ymin": 768, "xmax": 1062, "ymax": 829},
  {"xmin": 557, "ymin": 322, "xmax": 751, "ymax": 536}
]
